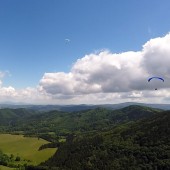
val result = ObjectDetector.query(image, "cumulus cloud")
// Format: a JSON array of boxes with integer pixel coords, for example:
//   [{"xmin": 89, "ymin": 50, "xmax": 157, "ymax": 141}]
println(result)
[
  {"xmin": 39, "ymin": 50, "xmax": 146, "ymax": 96},
  {"xmin": 37, "ymin": 33, "xmax": 170, "ymax": 104},
  {"xmin": 0, "ymin": 86, "xmax": 48, "ymax": 104},
  {"xmin": 40, "ymin": 72, "xmax": 75, "ymax": 95},
  {"xmin": 1, "ymin": 33, "xmax": 170, "ymax": 104},
  {"xmin": 142, "ymin": 34, "xmax": 170, "ymax": 76}
]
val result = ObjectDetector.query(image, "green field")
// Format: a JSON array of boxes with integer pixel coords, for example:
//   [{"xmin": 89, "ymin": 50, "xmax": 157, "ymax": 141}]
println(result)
[
  {"xmin": 0, "ymin": 134, "xmax": 57, "ymax": 166},
  {"xmin": 0, "ymin": 165, "xmax": 16, "ymax": 170}
]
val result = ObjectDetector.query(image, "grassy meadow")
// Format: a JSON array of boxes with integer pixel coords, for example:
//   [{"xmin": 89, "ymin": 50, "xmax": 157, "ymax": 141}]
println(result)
[
  {"xmin": 0, "ymin": 165, "xmax": 16, "ymax": 170},
  {"xmin": 0, "ymin": 134, "xmax": 57, "ymax": 166}
]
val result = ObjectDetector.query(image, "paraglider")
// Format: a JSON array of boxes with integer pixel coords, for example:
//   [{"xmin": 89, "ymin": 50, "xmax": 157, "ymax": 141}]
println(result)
[
  {"xmin": 148, "ymin": 77, "xmax": 164, "ymax": 90},
  {"xmin": 148, "ymin": 77, "xmax": 164, "ymax": 82},
  {"xmin": 65, "ymin": 38, "xmax": 70, "ymax": 44}
]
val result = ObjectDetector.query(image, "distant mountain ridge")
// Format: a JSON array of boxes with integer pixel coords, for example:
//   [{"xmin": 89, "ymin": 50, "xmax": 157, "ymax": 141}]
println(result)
[{"xmin": 0, "ymin": 102, "xmax": 170, "ymax": 112}]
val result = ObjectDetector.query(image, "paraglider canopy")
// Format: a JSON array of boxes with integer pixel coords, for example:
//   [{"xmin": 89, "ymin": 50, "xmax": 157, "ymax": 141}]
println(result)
[
  {"xmin": 148, "ymin": 77, "xmax": 164, "ymax": 82},
  {"xmin": 65, "ymin": 38, "xmax": 70, "ymax": 43},
  {"xmin": 148, "ymin": 76, "xmax": 164, "ymax": 90}
]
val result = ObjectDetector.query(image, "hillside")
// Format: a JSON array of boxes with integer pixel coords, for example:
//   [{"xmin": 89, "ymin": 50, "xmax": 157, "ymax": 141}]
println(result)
[
  {"xmin": 41, "ymin": 110, "xmax": 170, "ymax": 170},
  {"xmin": 0, "ymin": 105, "xmax": 169, "ymax": 170},
  {"xmin": 0, "ymin": 108, "xmax": 38, "ymax": 126},
  {"xmin": 0, "ymin": 105, "xmax": 161, "ymax": 136}
]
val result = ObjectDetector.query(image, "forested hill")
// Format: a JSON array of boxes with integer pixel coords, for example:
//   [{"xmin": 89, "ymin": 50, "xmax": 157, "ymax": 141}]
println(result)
[
  {"xmin": 0, "ymin": 105, "xmax": 161, "ymax": 135},
  {"xmin": 41, "ymin": 110, "xmax": 170, "ymax": 170},
  {"xmin": 0, "ymin": 105, "xmax": 169, "ymax": 170},
  {"xmin": 0, "ymin": 108, "xmax": 38, "ymax": 125}
]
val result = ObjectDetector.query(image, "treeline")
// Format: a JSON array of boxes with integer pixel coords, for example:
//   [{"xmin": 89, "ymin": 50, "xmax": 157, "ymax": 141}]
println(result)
[
  {"xmin": 0, "ymin": 150, "xmax": 10, "ymax": 166},
  {"xmin": 41, "ymin": 111, "xmax": 170, "ymax": 170},
  {"xmin": 0, "ymin": 150, "xmax": 25, "ymax": 169},
  {"xmin": 42, "ymin": 136, "xmax": 170, "ymax": 169},
  {"xmin": 38, "ymin": 142, "xmax": 60, "ymax": 151},
  {"xmin": 0, "ymin": 105, "xmax": 161, "ymax": 138}
]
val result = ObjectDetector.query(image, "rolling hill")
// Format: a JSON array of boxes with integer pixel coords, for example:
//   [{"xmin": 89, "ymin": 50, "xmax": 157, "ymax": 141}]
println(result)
[
  {"xmin": 0, "ymin": 105, "xmax": 161, "ymax": 136},
  {"xmin": 41, "ymin": 110, "xmax": 170, "ymax": 170},
  {"xmin": 0, "ymin": 105, "xmax": 169, "ymax": 169}
]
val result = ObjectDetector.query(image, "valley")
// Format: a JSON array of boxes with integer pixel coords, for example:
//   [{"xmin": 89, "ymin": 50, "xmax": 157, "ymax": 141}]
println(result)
[{"xmin": 0, "ymin": 105, "xmax": 169, "ymax": 169}]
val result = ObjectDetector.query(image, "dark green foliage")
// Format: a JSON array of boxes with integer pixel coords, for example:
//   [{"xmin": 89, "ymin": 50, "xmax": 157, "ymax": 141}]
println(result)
[
  {"xmin": 15, "ymin": 156, "xmax": 21, "ymax": 161},
  {"xmin": 39, "ymin": 142, "xmax": 60, "ymax": 151},
  {"xmin": 0, "ymin": 105, "xmax": 161, "ymax": 137},
  {"xmin": 25, "ymin": 165, "xmax": 48, "ymax": 170},
  {"xmin": 0, "ymin": 108, "xmax": 39, "ymax": 133},
  {"xmin": 0, "ymin": 150, "xmax": 10, "ymax": 166},
  {"xmin": 122, "ymin": 110, "xmax": 170, "ymax": 146},
  {"xmin": 38, "ymin": 134, "xmax": 59, "ymax": 143},
  {"xmin": 42, "ymin": 110, "xmax": 170, "ymax": 170},
  {"xmin": 1, "ymin": 105, "xmax": 169, "ymax": 169}
]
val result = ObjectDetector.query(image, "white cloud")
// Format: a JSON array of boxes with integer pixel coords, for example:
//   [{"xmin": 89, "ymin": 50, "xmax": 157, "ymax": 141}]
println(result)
[
  {"xmin": 1, "ymin": 33, "xmax": 170, "ymax": 104},
  {"xmin": 38, "ymin": 33, "xmax": 170, "ymax": 104},
  {"xmin": 39, "ymin": 72, "xmax": 75, "ymax": 95},
  {"xmin": 39, "ymin": 50, "xmax": 146, "ymax": 96},
  {"xmin": 142, "ymin": 33, "xmax": 170, "ymax": 78}
]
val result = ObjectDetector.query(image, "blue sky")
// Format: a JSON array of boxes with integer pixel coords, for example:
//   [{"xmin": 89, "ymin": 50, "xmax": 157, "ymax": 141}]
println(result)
[{"xmin": 0, "ymin": 0, "xmax": 170, "ymax": 104}]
